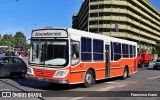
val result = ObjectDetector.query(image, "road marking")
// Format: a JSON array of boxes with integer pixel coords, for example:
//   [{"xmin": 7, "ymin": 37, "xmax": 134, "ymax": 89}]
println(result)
[
  {"xmin": 116, "ymin": 85, "xmax": 126, "ymax": 88},
  {"xmin": 130, "ymin": 82, "xmax": 137, "ymax": 84},
  {"xmin": 105, "ymin": 82, "xmax": 120, "ymax": 84},
  {"xmin": 147, "ymin": 76, "xmax": 160, "ymax": 80},
  {"xmin": 69, "ymin": 96, "xmax": 84, "ymax": 100},
  {"xmin": 97, "ymin": 86, "xmax": 115, "ymax": 91}
]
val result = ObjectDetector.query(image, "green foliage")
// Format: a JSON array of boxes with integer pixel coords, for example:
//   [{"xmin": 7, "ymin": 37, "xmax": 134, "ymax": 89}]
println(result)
[
  {"xmin": 155, "ymin": 40, "xmax": 160, "ymax": 57},
  {"xmin": 14, "ymin": 32, "xmax": 26, "ymax": 45},
  {"xmin": 0, "ymin": 32, "xmax": 27, "ymax": 51},
  {"xmin": 26, "ymin": 42, "xmax": 30, "ymax": 50}
]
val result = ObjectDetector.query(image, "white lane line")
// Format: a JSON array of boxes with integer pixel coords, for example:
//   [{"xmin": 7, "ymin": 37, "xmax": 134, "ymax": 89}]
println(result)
[
  {"xmin": 130, "ymin": 82, "xmax": 137, "ymax": 84},
  {"xmin": 116, "ymin": 85, "xmax": 126, "ymax": 88},
  {"xmin": 105, "ymin": 82, "xmax": 120, "ymax": 84},
  {"xmin": 97, "ymin": 86, "xmax": 115, "ymax": 91},
  {"xmin": 69, "ymin": 96, "xmax": 85, "ymax": 100},
  {"xmin": 146, "ymin": 76, "xmax": 160, "ymax": 80}
]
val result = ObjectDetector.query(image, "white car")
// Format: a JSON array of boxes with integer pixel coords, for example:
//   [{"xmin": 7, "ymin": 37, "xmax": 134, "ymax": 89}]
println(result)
[{"xmin": 153, "ymin": 59, "xmax": 160, "ymax": 70}]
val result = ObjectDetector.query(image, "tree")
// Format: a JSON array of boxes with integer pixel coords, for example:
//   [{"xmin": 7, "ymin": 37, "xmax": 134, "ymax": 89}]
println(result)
[
  {"xmin": 155, "ymin": 40, "xmax": 160, "ymax": 57},
  {"xmin": 14, "ymin": 32, "xmax": 26, "ymax": 50},
  {"xmin": 25, "ymin": 42, "xmax": 30, "ymax": 51},
  {"xmin": 2, "ymin": 34, "xmax": 14, "ymax": 47}
]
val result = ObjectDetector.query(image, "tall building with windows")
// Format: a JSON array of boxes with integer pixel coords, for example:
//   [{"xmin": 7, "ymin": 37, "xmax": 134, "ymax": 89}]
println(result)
[{"xmin": 72, "ymin": 0, "xmax": 160, "ymax": 53}]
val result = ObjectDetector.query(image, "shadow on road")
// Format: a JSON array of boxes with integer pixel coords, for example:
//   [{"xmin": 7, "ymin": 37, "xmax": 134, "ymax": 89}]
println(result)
[
  {"xmin": 10, "ymin": 77, "xmax": 82, "ymax": 90},
  {"xmin": 139, "ymin": 67, "xmax": 160, "ymax": 70},
  {"xmin": 8, "ymin": 76, "xmax": 127, "ymax": 91}
]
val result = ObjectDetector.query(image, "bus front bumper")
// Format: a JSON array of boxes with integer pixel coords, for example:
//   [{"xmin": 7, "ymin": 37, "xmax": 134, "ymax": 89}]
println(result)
[{"xmin": 25, "ymin": 75, "xmax": 69, "ymax": 84}]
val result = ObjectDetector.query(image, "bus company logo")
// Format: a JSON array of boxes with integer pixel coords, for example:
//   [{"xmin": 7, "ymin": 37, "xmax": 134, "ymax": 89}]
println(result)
[
  {"xmin": 41, "ymin": 72, "xmax": 45, "ymax": 75},
  {"xmin": 2, "ymin": 92, "xmax": 11, "ymax": 97},
  {"xmin": 35, "ymin": 32, "xmax": 61, "ymax": 36}
]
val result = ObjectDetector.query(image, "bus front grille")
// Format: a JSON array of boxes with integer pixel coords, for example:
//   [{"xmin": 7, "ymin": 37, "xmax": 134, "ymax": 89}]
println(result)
[{"xmin": 33, "ymin": 69, "xmax": 55, "ymax": 78}]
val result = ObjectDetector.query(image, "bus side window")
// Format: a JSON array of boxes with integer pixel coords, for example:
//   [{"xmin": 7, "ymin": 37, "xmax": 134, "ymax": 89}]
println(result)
[{"xmin": 71, "ymin": 40, "xmax": 80, "ymax": 66}]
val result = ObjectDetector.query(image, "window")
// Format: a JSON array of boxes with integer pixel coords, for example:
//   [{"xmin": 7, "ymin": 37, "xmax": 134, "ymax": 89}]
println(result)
[
  {"xmin": 130, "ymin": 45, "xmax": 136, "ymax": 58},
  {"xmin": 30, "ymin": 40, "xmax": 68, "ymax": 66},
  {"xmin": 133, "ymin": 46, "xmax": 136, "ymax": 57},
  {"xmin": 0, "ymin": 58, "xmax": 9, "ymax": 64},
  {"xmin": 122, "ymin": 44, "xmax": 129, "ymax": 58},
  {"xmin": 12, "ymin": 58, "xmax": 20, "ymax": 64},
  {"xmin": 130, "ymin": 45, "xmax": 133, "ymax": 58},
  {"xmin": 114, "ymin": 42, "xmax": 121, "ymax": 61},
  {"xmin": 93, "ymin": 39, "xmax": 104, "ymax": 61},
  {"xmin": 71, "ymin": 40, "xmax": 80, "ymax": 65},
  {"xmin": 81, "ymin": 37, "xmax": 92, "ymax": 61}
]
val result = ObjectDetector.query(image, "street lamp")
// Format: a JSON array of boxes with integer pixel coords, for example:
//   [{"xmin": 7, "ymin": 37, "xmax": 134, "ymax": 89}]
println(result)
[
  {"xmin": 98, "ymin": 0, "xmax": 100, "ymax": 33},
  {"xmin": 88, "ymin": 0, "xmax": 90, "ymax": 32},
  {"xmin": 0, "ymin": 0, "xmax": 18, "ymax": 4},
  {"xmin": 18, "ymin": 24, "xmax": 36, "ymax": 38},
  {"xmin": 25, "ymin": 24, "xmax": 37, "ymax": 38},
  {"xmin": 17, "ymin": 24, "xmax": 36, "ymax": 51},
  {"xmin": 139, "ymin": 17, "xmax": 141, "ymax": 53}
]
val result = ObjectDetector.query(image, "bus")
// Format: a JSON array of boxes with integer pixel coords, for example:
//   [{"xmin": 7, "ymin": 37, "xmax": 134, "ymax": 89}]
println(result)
[{"xmin": 26, "ymin": 27, "xmax": 138, "ymax": 87}]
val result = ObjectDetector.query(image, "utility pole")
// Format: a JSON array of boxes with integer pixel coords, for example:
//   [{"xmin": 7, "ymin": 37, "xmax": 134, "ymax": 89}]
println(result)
[
  {"xmin": 88, "ymin": 0, "xmax": 90, "ymax": 32},
  {"xmin": 139, "ymin": 17, "xmax": 141, "ymax": 53}
]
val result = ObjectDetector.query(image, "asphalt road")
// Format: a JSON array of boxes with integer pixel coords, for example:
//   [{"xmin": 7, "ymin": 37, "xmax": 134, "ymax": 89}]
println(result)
[{"xmin": 0, "ymin": 59, "xmax": 160, "ymax": 100}]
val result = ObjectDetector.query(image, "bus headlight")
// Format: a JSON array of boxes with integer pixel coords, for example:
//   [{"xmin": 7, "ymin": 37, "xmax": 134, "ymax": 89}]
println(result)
[
  {"xmin": 53, "ymin": 70, "xmax": 68, "ymax": 78},
  {"xmin": 27, "ymin": 67, "xmax": 34, "ymax": 74}
]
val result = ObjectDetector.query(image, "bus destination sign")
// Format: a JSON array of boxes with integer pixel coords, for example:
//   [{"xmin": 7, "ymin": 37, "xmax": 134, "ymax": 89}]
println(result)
[{"xmin": 32, "ymin": 30, "xmax": 68, "ymax": 38}]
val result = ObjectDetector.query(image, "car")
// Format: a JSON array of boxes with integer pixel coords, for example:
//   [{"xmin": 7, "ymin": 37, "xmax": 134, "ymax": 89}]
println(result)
[
  {"xmin": 153, "ymin": 59, "xmax": 160, "ymax": 70},
  {"xmin": 0, "ymin": 56, "xmax": 27, "ymax": 78}
]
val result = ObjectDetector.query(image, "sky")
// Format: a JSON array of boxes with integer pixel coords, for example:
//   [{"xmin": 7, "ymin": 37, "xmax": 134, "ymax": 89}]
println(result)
[{"xmin": 0, "ymin": 0, "xmax": 159, "ymax": 40}]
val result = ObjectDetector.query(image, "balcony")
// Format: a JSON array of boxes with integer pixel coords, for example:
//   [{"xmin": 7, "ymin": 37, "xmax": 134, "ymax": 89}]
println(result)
[
  {"xmin": 131, "ymin": 0, "xmax": 160, "ymax": 25},
  {"xmin": 89, "ymin": 16, "xmax": 159, "ymax": 37},
  {"xmin": 90, "ymin": 1, "xmax": 127, "ymax": 6},
  {"xmin": 89, "ymin": 24, "xmax": 158, "ymax": 41},
  {"xmin": 101, "ymin": 32, "xmax": 155, "ymax": 45},
  {"xmin": 132, "ymin": 0, "xmax": 160, "ymax": 20},
  {"xmin": 90, "ymin": 2, "xmax": 160, "ymax": 31}
]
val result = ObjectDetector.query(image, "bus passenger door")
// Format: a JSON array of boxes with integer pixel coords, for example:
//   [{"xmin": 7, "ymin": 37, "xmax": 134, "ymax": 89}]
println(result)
[{"xmin": 105, "ymin": 44, "xmax": 110, "ymax": 78}]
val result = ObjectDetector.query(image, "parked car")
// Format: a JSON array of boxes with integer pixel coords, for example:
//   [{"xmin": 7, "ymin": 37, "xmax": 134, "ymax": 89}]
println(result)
[
  {"xmin": 153, "ymin": 59, "xmax": 160, "ymax": 70},
  {"xmin": 0, "ymin": 56, "xmax": 27, "ymax": 78}
]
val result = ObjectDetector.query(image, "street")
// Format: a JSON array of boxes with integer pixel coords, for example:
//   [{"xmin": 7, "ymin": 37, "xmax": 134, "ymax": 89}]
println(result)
[{"xmin": 0, "ymin": 58, "xmax": 160, "ymax": 100}]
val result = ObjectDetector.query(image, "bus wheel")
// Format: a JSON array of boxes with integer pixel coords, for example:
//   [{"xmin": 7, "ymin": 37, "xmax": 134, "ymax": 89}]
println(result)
[
  {"xmin": 121, "ymin": 67, "xmax": 128, "ymax": 80},
  {"xmin": 83, "ymin": 70, "xmax": 95, "ymax": 88}
]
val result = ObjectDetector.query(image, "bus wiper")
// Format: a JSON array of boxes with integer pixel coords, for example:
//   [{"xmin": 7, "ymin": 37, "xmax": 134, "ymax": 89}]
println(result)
[{"xmin": 42, "ymin": 41, "xmax": 48, "ymax": 66}]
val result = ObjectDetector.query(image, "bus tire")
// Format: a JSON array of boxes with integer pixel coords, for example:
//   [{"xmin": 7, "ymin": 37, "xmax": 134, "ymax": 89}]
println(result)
[
  {"xmin": 121, "ymin": 67, "xmax": 128, "ymax": 80},
  {"xmin": 83, "ymin": 70, "xmax": 95, "ymax": 88}
]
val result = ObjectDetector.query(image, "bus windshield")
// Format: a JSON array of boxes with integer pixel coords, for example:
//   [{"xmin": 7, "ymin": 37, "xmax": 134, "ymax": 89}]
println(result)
[{"xmin": 30, "ymin": 39, "xmax": 68, "ymax": 66}]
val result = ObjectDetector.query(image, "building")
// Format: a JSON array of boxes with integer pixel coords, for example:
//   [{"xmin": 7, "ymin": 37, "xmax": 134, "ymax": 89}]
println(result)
[{"xmin": 72, "ymin": 0, "xmax": 160, "ymax": 53}]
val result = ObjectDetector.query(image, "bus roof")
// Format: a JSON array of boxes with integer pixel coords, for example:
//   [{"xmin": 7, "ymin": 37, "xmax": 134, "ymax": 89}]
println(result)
[
  {"xmin": 67, "ymin": 28, "xmax": 137, "ymax": 45},
  {"xmin": 32, "ymin": 27, "xmax": 137, "ymax": 45}
]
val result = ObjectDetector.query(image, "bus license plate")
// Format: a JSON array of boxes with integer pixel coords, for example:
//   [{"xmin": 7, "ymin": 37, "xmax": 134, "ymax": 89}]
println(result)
[{"xmin": 38, "ymin": 77, "xmax": 43, "ymax": 81}]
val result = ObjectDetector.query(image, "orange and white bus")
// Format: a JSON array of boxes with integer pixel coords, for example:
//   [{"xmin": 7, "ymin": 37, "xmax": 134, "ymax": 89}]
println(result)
[{"xmin": 26, "ymin": 27, "xmax": 138, "ymax": 87}]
